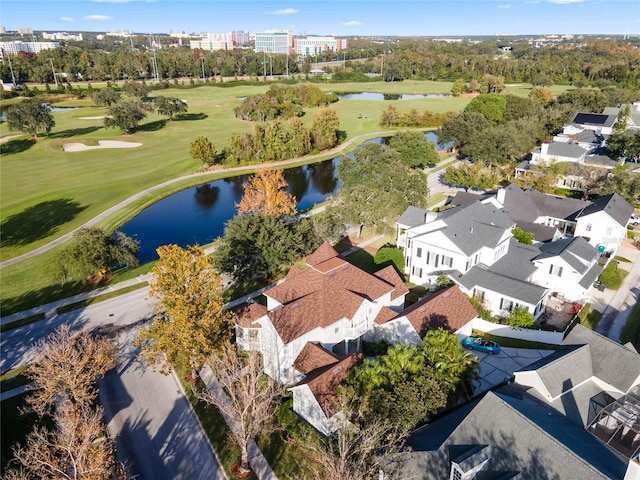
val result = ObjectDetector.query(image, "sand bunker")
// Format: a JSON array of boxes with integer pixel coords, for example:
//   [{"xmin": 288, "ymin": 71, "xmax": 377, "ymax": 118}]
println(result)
[
  {"xmin": 78, "ymin": 115, "xmax": 110, "ymax": 120},
  {"xmin": 62, "ymin": 140, "xmax": 142, "ymax": 152}
]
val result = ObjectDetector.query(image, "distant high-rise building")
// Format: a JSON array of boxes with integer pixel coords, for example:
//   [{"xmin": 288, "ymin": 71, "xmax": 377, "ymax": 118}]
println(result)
[
  {"xmin": 254, "ymin": 30, "xmax": 293, "ymax": 54},
  {"xmin": 17, "ymin": 27, "xmax": 33, "ymax": 35},
  {"xmin": 106, "ymin": 29, "xmax": 133, "ymax": 38},
  {"xmin": 233, "ymin": 30, "xmax": 251, "ymax": 46},
  {"xmin": 0, "ymin": 27, "xmax": 6, "ymax": 35},
  {"xmin": 42, "ymin": 32, "xmax": 83, "ymax": 41},
  {"xmin": 190, "ymin": 32, "xmax": 234, "ymax": 51},
  {"xmin": 0, "ymin": 40, "xmax": 59, "ymax": 56},
  {"xmin": 294, "ymin": 36, "xmax": 348, "ymax": 56}
]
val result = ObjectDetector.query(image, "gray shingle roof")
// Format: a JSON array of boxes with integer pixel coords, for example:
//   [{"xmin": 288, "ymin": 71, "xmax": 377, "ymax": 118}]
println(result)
[
  {"xmin": 575, "ymin": 129, "xmax": 602, "ymax": 144},
  {"xmin": 546, "ymin": 141, "xmax": 586, "ymax": 159},
  {"xmin": 527, "ymin": 344, "xmax": 594, "ymax": 398},
  {"xmin": 396, "ymin": 205, "xmax": 429, "ymax": 228},
  {"xmin": 584, "ymin": 154, "xmax": 617, "ymax": 168},
  {"xmin": 447, "ymin": 191, "xmax": 495, "ymax": 207},
  {"xmin": 489, "ymin": 238, "xmax": 540, "ymax": 281},
  {"xmin": 535, "ymin": 236, "xmax": 597, "ymax": 274},
  {"xmin": 455, "ymin": 264, "xmax": 547, "ymax": 306},
  {"xmin": 501, "ymin": 183, "xmax": 588, "ymax": 223},
  {"xmin": 514, "ymin": 220, "xmax": 558, "ymax": 242},
  {"xmin": 578, "ymin": 263, "xmax": 604, "ymax": 289},
  {"xmin": 575, "ymin": 193, "xmax": 634, "ymax": 227},
  {"xmin": 403, "ymin": 391, "xmax": 628, "ymax": 480},
  {"xmin": 428, "ymin": 201, "xmax": 515, "ymax": 256},
  {"xmin": 563, "ymin": 324, "xmax": 640, "ymax": 393}
]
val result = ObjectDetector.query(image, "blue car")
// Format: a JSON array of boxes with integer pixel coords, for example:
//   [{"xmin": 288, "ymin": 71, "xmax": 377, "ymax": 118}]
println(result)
[{"xmin": 462, "ymin": 336, "xmax": 501, "ymax": 354}]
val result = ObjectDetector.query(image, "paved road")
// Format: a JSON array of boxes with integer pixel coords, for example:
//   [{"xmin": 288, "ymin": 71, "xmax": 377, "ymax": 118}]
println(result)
[
  {"xmin": 0, "ymin": 287, "xmax": 154, "ymax": 372},
  {"xmin": 99, "ymin": 326, "xmax": 226, "ymax": 480}
]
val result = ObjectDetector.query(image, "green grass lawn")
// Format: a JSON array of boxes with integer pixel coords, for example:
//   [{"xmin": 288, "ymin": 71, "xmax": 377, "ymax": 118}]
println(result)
[{"xmin": 472, "ymin": 330, "xmax": 559, "ymax": 350}]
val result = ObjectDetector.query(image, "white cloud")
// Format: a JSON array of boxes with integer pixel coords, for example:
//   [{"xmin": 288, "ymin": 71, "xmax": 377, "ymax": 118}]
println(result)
[
  {"xmin": 269, "ymin": 8, "xmax": 298, "ymax": 15},
  {"xmin": 84, "ymin": 15, "xmax": 113, "ymax": 20},
  {"xmin": 498, "ymin": 4, "xmax": 512, "ymax": 8},
  {"xmin": 547, "ymin": 0, "xmax": 584, "ymax": 4},
  {"xmin": 342, "ymin": 20, "xmax": 362, "ymax": 26},
  {"xmin": 60, "ymin": 16, "xmax": 75, "ymax": 22}
]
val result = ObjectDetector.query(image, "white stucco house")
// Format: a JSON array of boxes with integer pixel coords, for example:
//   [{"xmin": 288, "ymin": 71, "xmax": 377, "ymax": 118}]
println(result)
[
  {"xmin": 397, "ymin": 188, "xmax": 620, "ymax": 320},
  {"xmin": 235, "ymin": 241, "xmax": 408, "ymax": 385}
]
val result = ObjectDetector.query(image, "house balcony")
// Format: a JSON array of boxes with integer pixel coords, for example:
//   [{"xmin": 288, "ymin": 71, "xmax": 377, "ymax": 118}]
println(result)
[{"xmin": 397, "ymin": 234, "xmax": 408, "ymax": 248}]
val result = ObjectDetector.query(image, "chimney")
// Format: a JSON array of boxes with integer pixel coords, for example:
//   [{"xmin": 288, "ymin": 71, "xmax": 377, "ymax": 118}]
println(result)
[
  {"xmin": 425, "ymin": 211, "xmax": 437, "ymax": 223},
  {"xmin": 496, "ymin": 187, "xmax": 506, "ymax": 205}
]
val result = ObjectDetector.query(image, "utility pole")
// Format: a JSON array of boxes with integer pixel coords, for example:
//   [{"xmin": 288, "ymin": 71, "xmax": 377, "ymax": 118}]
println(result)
[
  {"xmin": 381, "ymin": 53, "xmax": 384, "ymax": 77},
  {"xmin": 286, "ymin": 52, "xmax": 289, "ymax": 78},
  {"xmin": 263, "ymin": 49, "xmax": 266, "ymax": 78},
  {"xmin": 50, "ymin": 58, "xmax": 58, "ymax": 86},
  {"xmin": 4, "ymin": 50, "xmax": 17, "ymax": 88},
  {"xmin": 269, "ymin": 55, "xmax": 272, "ymax": 79}
]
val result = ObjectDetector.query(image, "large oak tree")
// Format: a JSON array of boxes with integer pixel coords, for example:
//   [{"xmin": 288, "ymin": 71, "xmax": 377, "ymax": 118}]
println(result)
[{"xmin": 136, "ymin": 244, "xmax": 233, "ymax": 376}]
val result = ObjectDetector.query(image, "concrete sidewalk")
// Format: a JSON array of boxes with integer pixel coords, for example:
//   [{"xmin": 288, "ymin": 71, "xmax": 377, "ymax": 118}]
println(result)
[
  {"xmin": 593, "ymin": 241, "xmax": 640, "ymax": 342},
  {"xmin": 199, "ymin": 365, "xmax": 278, "ymax": 480}
]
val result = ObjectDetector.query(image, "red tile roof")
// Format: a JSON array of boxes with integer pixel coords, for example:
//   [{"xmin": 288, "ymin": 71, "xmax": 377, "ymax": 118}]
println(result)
[
  {"xmin": 234, "ymin": 303, "xmax": 267, "ymax": 328},
  {"xmin": 296, "ymin": 351, "xmax": 364, "ymax": 417},
  {"xmin": 390, "ymin": 285, "xmax": 478, "ymax": 337},
  {"xmin": 293, "ymin": 342, "xmax": 340, "ymax": 375},
  {"xmin": 257, "ymin": 243, "xmax": 408, "ymax": 344},
  {"xmin": 374, "ymin": 265, "xmax": 409, "ymax": 301},
  {"xmin": 375, "ymin": 306, "xmax": 399, "ymax": 325},
  {"xmin": 306, "ymin": 240, "xmax": 339, "ymax": 267}
]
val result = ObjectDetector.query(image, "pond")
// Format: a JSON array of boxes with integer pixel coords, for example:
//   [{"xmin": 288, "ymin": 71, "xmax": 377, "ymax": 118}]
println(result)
[
  {"xmin": 0, "ymin": 105, "xmax": 80, "ymax": 122},
  {"xmin": 336, "ymin": 92, "xmax": 452, "ymax": 101},
  {"xmin": 119, "ymin": 133, "xmax": 447, "ymax": 263}
]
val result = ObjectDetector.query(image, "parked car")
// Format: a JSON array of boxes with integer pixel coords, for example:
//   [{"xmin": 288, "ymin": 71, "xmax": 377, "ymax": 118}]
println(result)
[
  {"xmin": 462, "ymin": 336, "xmax": 501, "ymax": 354},
  {"xmin": 630, "ymin": 214, "xmax": 640, "ymax": 226}
]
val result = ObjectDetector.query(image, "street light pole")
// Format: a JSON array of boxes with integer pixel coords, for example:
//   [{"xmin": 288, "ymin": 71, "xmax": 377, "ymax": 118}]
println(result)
[
  {"xmin": 263, "ymin": 50, "xmax": 266, "ymax": 78},
  {"xmin": 50, "ymin": 58, "xmax": 58, "ymax": 87},
  {"xmin": 201, "ymin": 56, "xmax": 205, "ymax": 80}
]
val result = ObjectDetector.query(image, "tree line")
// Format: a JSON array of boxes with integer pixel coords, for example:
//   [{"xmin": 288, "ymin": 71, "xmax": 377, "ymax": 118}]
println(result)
[{"xmin": 2, "ymin": 37, "xmax": 639, "ymax": 89}]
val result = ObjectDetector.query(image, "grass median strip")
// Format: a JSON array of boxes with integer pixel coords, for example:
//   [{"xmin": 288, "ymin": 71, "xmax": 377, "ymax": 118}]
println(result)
[
  {"xmin": 56, "ymin": 283, "xmax": 148, "ymax": 315},
  {"xmin": 0, "ymin": 312, "xmax": 46, "ymax": 333}
]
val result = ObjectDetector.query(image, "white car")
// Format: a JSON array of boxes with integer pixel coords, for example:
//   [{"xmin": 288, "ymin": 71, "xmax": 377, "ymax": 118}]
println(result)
[{"xmin": 630, "ymin": 214, "xmax": 640, "ymax": 226}]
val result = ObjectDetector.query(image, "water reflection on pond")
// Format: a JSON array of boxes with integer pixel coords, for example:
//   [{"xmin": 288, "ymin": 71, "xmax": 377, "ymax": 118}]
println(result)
[{"xmin": 120, "ymin": 133, "xmax": 447, "ymax": 263}]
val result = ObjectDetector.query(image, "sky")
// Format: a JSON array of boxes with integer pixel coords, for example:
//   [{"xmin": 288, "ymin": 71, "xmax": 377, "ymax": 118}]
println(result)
[{"xmin": 1, "ymin": 0, "xmax": 639, "ymax": 37}]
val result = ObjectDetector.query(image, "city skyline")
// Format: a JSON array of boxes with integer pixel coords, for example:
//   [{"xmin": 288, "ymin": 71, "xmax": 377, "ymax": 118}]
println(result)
[{"xmin": 1, "ymin": 0, "xmax": 639, "ymax": 37}]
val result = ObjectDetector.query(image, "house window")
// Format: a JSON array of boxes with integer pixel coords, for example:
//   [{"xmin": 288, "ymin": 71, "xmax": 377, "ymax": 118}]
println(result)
[
  {"xmin": 549, "ymin": 265, "xmax": 563, "ymax": 277},
  {"xmin": 441, "ymin": 255, "xmax": 453, "ymax": 268},
  {"xmin": 500, "ymin": 298, "xmax": 514, "ymax": 312},
  {"xmin": 412, "ymin": 266, "xmax": 423, "ymax": 278},
  {"xmin": 426, "ymin": 252, "xmax": 439, "ymax": 267},
  {"xmin": 465, "ymin": 260, "xmax": 471, "ymax": 271},
  {"xmin": 586, "ymin": 223, "xmax": 592, "ymax": 232},
  {"xmin": 334, "ymin": 326, "xmax": 340, "ymax": 334},
  {"xmin": 416, "ymin": 247, "xmax": 422, "ymax": 258},
  {"xmin": 473, "ymin": 288, "xmax": 485, "ymax": 300}
]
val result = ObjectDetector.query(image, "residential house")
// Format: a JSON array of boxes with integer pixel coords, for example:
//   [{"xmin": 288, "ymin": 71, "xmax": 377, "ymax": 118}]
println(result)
[
  {"xmin": 235, "ymin": 241, "xmax": 408, "ymax": 384},
  {"xmin": 397, "ymin": 201, "xmax": 515, "ymax": 286},
  {"xmin": 288, "ymin": 345, "xmax": 362, "ymax": 435},
  {"xmin": 400, "ymin": 325, "xmax": 640, "ymax": 480},
  {"xmin": 570, "ymin": 111, "xmax": 618, "ymax": 135},
  {"xmin": 368, "ymin": 285, "xmax": 479, "ymax": 345},
  {"xmin": 530, "ymin": 141, "xmax": 587, "ymax": 164},
  {"xmin": 492, "ymin": 183, "xmax": 633, "ymax": 252}
]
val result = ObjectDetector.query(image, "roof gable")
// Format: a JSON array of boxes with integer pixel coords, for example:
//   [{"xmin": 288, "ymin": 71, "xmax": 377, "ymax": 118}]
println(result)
[
  {"xmin": 294, "ymin": 352, "xmax": 363, "ymax": 417},
  {"xmin": 293, "ymin": 342, "xmax": 340, "ymax": 375},
  {"xmin": 576, "ymin": 193, "xmax": 634, "ymax": 227},
  {"xmin": 306, "ymin": 240, "xmax": 339, "ymax": 267}
]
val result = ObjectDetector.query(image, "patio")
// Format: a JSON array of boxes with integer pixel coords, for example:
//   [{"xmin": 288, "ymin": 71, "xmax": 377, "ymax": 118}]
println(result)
[{"xmin": 538, "ymin": 293, "xmax": 582, "ymax": 330}]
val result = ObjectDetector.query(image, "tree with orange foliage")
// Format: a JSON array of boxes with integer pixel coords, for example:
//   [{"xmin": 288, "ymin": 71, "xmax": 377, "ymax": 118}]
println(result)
[{"xmin": 236, "ymin": 169, "xmax": 297, "ymax": 216}]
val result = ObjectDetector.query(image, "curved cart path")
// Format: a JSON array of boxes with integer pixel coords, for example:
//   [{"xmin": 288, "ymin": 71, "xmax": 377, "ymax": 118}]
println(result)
[{"xmin": 1, "ymin": 130, "xmax": 405, "ymax": 268}]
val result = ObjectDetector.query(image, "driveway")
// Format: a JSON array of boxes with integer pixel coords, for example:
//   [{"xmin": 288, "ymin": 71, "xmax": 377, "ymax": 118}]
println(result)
[{"xmin": 471, "ymin": 347, "xmax": 554, "ymax": 395}]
